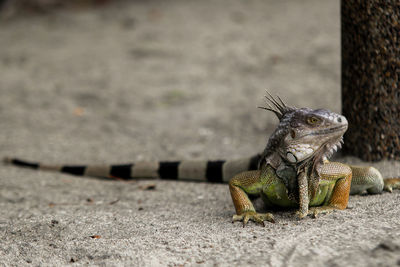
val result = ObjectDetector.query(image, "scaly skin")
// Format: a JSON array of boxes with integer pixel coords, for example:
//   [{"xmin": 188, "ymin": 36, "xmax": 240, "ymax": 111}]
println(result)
[
  {"xmin": 230, "ymin": 94, "xmax": 400, "ymax": 226},
  {"xmin": 230, "ymin": 162, "xmax": 353, "ymax": 226},
  {"xmin": 4, "ymin": 94, "xmax": 400, "ymax": 226},
  {"xmin": 230, "ymin": 160, "xmax": 400, "ymax": 226}
]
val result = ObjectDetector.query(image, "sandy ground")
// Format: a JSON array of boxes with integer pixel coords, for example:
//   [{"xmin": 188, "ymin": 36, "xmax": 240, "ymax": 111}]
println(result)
[{"xmin": 1, "ymin": 0, "xmax": 400, "ymax": 266}]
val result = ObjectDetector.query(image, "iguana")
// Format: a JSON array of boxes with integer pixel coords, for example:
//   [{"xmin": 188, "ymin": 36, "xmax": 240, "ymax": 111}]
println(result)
[{"xmin": 4, "ymin": 94, "xmax": 400, "ymax": 226}]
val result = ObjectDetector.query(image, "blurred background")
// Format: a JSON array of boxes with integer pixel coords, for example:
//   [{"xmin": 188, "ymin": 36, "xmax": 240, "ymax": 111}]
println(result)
[
  {"xmin": 3, "ymin": 4, "xmax": 400, "ymax": 266},
  {"xmin": 0, "ymin": 0, "xmax": 340, "ymax": 163}
]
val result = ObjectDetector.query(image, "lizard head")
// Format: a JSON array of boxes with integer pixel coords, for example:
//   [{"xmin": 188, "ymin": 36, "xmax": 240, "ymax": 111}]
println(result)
[
  {"xmin": 279, "ymin": 107, "xmax": 348, "ymax": 164},
  {"xmin": 259, "ymin": 93, "xmax": 348, "ymax": 168}
]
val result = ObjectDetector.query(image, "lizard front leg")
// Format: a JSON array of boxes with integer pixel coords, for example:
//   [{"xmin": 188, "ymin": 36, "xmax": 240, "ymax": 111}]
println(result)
[
  {"xmin": 229, "ymin": 170, "xmax": 275, "ymax": 226},
  {"xmin": 296, "ymin": 171, "xmax": 309, "ymax": 219},
  {"xmin": 309, "ymin": 162, "xmax": 352, "ymax": 217}
]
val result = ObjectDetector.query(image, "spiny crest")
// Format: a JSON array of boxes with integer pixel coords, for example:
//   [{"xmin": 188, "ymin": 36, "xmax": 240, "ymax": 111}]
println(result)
[{"xmin": 258, "ymin": 91, "xmax": 294, "ymax": 120}]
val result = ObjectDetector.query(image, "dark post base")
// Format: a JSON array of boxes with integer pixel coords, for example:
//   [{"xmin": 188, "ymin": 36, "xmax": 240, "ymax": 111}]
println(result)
[{"xmin": 341, "ymin": 0, "xmax": 400, "ymax": 161}]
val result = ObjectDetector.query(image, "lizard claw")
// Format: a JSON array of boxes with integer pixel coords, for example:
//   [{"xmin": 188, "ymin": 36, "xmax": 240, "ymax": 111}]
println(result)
[
  {"xmin": 307, "ymin": 207, "xmax": 335, "ymax": 218},
  {"xmin": 384, "ymin": 178, "xmax": 400, "ymax": 193},
  {"xmin": 232, "ymin": 211, "xmax": 275, "ymax": 227},
  {"xmin": 384, "ymin": 185, "xmax": 393, "ymax": 193},
  {"xmin": 295, "ymin": 210, "xmax": 308, "ymax": 219}
]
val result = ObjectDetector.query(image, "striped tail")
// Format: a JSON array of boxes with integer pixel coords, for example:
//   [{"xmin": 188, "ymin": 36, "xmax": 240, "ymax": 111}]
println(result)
[{"xmin": 3, "ymin": 155, "xmax": 261, "ymax": 183}]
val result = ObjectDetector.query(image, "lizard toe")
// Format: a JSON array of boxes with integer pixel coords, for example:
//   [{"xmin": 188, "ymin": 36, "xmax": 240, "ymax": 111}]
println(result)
[
  {"xmin": 295, "ymin": 210, "xmax": 308, "ymax": 219},
  {"xmin": 384, "ymin": 178, "xmax": 400, "ymax": 193},
  {"xmin": 232, "ymin": 211, "xmax": 275, "ymax": 227},
  {"xmin": 308, "ymin": 207, "xmax": 335, "ymax": 218}
]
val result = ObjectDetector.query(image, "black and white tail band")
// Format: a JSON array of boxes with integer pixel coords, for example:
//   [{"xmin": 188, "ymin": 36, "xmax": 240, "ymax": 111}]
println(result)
[{"xmin": 4, "ymin": 155, "xmax": 261, "ymax": 183}]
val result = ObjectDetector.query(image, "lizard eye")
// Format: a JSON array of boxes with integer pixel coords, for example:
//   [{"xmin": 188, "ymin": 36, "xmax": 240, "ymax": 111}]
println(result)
[{"xmin": 307, "ymin": 116, "xmax": 320, "ymax": 125}]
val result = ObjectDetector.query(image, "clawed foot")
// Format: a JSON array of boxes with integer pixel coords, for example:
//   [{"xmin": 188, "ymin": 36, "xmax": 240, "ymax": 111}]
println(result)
[
  {"xmin": 295, "ymin": 207, "xmax": 336, "ymax": 219},
  {"xmin": 232, "ymin": 211, "xmax": 275, "ymax": 227},
  {"xmin": 384, "ymin": 178, "xmax": 400, "ymax": 193},
  {"xmin": 307, "ymin": 207, "xmax": 335, "ymax": 218},
  {"xmin": 295, "ymin": 209, "xmax": 308, "ymax": 219}
]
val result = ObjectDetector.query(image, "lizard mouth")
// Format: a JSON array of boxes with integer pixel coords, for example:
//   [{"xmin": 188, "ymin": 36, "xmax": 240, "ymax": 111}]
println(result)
[{"xmin": 310, "ymin": 125, "xmax": 348, "ymax": 136}]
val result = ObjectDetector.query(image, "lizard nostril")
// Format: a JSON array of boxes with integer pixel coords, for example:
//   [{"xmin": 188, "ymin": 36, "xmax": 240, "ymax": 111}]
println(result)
[{"xmin": 337, "ymin": 117, "xmax": 342, "ymax": 123}]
